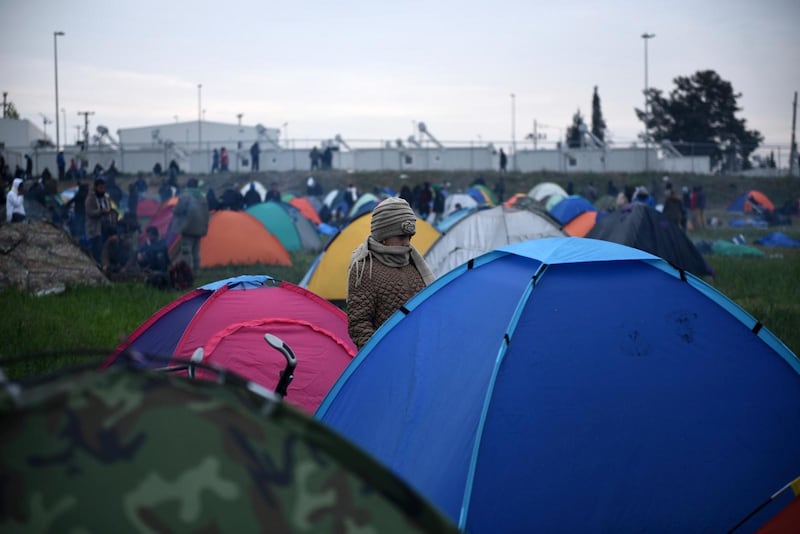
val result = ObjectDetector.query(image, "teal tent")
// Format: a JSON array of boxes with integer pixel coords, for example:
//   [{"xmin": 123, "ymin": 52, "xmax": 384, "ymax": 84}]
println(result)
[{"xmin": 246, "ymin": 202, "xmax": 322, "ymax": 252}]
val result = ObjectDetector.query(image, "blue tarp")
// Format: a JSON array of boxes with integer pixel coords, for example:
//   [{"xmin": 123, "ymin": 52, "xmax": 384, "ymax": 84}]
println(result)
[
  {"xmin": 548, "ymin": 195, "xmax": 596, "ymax": 225},
  {"xmin": 756, "ymin": 232, "xmax": 800, "ymax": 247},
  {"xmin": 317, "ymin": 237, "xmax": 800, "ymax": 533}
]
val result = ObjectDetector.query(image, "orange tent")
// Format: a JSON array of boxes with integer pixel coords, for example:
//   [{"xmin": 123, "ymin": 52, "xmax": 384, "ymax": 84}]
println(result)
[
  {"xmin": 289, "ymin": 197, "xmax": 322, "ymax": 225},
  {"xmin": 503, "ymin": 193, "xmax": 527, "ymax": 208},
  {"xmin": 564, "ymin": 211, "xmax": 598, "ymax": 237},
  {"xmin": 728, "ymin": 190, "xmax": 776, "ymax": 213},
  {"xmin": 200, "ymin": 211, "xmax": 291, "ymax": 268}
]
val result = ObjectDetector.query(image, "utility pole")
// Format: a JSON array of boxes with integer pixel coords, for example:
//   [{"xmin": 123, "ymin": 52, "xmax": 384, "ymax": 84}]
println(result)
[
  {"xmin": 76, "ymin": 110, "xmax": 94, "ymax": 154},
  {"xmin": 790, "ymin": 91, "xmax": 798, "ymax": 177},
  {"xmin": 642, "ymin": 32, "xmax": 655, "ymax": 174},
  {"xmin": 197, "ymin": 84, "xmax": 202, "ymax": 149},
  {"xmin": 2, "ymin": 92, "xmax": 7, "ymax": 118},
  {"xmin": 510, "ymin": 93, "xmax": 516, "ymax": 171},
  {"xmin": 54, "ymin": 31, "xmax": 65, "ymax": 152}
]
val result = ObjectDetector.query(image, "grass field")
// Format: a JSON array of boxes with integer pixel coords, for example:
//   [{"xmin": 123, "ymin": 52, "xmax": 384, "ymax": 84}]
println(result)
[{"xmin": 1, "ymin": 171, "xmax": 799, "ymax": 378}]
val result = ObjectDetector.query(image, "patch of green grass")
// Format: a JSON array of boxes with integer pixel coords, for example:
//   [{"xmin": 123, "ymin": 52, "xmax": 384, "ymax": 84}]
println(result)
[
  {"xmin": 0, "ymin": 253, "xmax": 319, "ymax": 378},
  {"xmin": 705, "ymin": 249, "xmax": 800, "ymax": 355},
  {"xmin": 0, "ymin": 283, "xmax": 177, "ymax": 377}
]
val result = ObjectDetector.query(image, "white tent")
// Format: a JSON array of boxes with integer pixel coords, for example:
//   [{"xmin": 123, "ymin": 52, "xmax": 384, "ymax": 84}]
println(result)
[
  {"xmin": 424, "ymin": 206, "xmax": 565, "ymax": 278},
  {"xmin": 528, "ymin": 182, "xmax": 568, "ymax": 202},
  {"xmin": 240, "ymin": 180, "xmax": 267, "ymax": 202},
  {"xmin": 443, "ymin": 192, "xmax": 478, "ymax": 215}
]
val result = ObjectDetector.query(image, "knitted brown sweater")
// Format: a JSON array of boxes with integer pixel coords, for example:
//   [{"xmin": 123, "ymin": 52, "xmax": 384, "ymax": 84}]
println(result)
[{"xmin": 347, "ymin": 259, "xmax": 426, "ymax": 348}]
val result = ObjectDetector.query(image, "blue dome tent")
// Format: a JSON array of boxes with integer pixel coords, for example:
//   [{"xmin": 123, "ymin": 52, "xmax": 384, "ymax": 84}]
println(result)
[{"xmin": 317, "ymin": 237, "xmax": 800, "ymax": 532}]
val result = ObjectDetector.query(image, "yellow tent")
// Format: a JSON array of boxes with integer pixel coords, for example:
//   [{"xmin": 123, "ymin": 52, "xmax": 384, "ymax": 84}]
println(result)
[{"xmin": 303, "ymin": 213, "xmax": 440, "ymax": 302}]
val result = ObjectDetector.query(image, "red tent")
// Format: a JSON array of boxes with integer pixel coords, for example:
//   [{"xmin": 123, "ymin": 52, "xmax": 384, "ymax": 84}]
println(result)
[
  {"xmin": 289, "ymin": 197, "xmax": 322, "ymax": 225},
  {"xmin": 103, "ymin": 275, "xmax": 356, "ymax": 414}
]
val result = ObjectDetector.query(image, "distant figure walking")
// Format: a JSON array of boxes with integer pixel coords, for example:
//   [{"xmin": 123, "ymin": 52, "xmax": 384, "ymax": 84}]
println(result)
[
  {"xmin": 211, "ymin": 148, "xmax": 220, "ymax": 173},
  {"xmin": 499, "ymin": 149, "xmax": 508, "ymax": 172},
  {"xmin": 220, "ymin": 147, "xmax": 229, "ymax": 172},
  {"xmin": 250, "ymin": 141, "xmax": 260, "ymax": 171},
  {"xmin": 170, "ymin": 178, "xmax": 209, "ymax": 272},
  {"xmin": 309, "ymin": 146, "xmax": 321, "ymax": 170}
]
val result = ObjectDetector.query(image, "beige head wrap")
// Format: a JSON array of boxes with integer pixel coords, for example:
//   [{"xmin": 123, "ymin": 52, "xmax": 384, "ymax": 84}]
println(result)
[{"xmin": 370, "ymin": 197, "xmax": 416, "ymax": 242}]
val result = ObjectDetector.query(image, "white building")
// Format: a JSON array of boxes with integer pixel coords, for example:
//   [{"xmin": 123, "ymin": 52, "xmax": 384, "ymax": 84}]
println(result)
[{"xmin": 2, "ymin": 116, "xmax": 712, "ymax": 176}]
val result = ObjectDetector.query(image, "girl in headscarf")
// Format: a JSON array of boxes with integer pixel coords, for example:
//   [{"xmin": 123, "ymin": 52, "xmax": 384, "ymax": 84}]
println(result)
[{"xmin": 347, "ymin": 197, "xmax": 434, "ymax": 349}]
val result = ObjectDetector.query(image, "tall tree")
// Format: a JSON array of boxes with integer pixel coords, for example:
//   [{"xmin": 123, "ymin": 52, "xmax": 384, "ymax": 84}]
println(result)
[
  {"xmin": 591, "ymin": 86, "xmax": 607, "ymax": 142},
  {"xmin": 635, "ymin": 70, "xmax": 763, "ymax": 170},
  {"xmin": 4, "ymin": 101, "xmax": 20, "ymax": 119},
  {"xmin": 565, "ymin": 109, "xmax": 586, "ymax": 149}
]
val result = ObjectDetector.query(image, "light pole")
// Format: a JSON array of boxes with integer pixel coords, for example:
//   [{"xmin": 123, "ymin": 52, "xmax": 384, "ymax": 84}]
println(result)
[
  {"xmin": 236, "ymin": 113, "xmax": 243, "ymax": 172},
  {"xmin": 197, "ymin": 83, "xmax": 202, "ymax": 149},
  {"xmin": 61, "ymin": 108, "xmax": 66, "ymax": 143},
  {"xmin": 282, "ymin": 122, "xmax": 288, "ymax": 148},
  {"xmin": 39, "ymin": 114, "xmax": 52, "ymax": 139},
  {"xmin": 510, "ymin": 93, "xmax": 516, "ymax": 171},
  {"xmin": 54, "ymin": 31, "xmax": 65, "ymax": 152},
  {"xmin": 642, "ymin": 32, "xmax": 655, "ymax": 173}
]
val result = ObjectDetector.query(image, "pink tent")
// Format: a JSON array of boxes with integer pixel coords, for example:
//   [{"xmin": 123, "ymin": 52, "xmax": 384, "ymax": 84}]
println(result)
[{"xmin": 103, "ymin": 275, "xmax": 356, "ymax": 414}]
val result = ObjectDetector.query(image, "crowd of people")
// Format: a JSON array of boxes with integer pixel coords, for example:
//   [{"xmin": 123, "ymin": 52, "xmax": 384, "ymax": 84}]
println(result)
[{"xmin": 1, "ymin": 150, "xmax": 789, "ymax": 301}]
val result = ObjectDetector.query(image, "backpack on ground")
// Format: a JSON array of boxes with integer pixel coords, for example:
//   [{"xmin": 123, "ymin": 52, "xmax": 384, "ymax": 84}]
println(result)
[{"xmin": 169, "ymin": 260, "xmax": 194, "ymax": 290}]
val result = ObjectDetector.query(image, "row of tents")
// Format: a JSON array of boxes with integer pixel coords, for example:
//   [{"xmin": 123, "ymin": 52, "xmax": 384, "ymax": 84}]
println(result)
[
  {"xmin": 7, "ymin": 181, "xmax": 795, "ymax": 529},
  {"xmin": 6, "ymin": 236, "xmax": 797, "ymax": 531},
  {"xmin": 300, "ymin": 199, "xmax": 714, "ymax": 303},
  {"xmin": 139, "ymin": 193, "xmax": 325, "ymax": 268},
  {"xmin": 83, "ymin": 176, "xmax": 789, "ymax": 273}
]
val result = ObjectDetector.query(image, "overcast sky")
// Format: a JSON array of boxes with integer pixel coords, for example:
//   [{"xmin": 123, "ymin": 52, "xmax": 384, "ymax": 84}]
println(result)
[{"xmin": 2, "ymin": 0, "xmax": 798, "ymax": 148}]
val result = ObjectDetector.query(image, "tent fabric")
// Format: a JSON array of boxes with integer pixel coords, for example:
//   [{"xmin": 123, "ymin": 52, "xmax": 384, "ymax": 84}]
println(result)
[
  {"xmin": 545, "ymin": 193, "xmax": 566, "ymax": 211},
  {"xmin": 348, "ymin": 193, "xmax": 379, "ymax": 219},
  {"xmin": 586, "ymin": 202, "xmax": 713, "ymax": 278},
  {"xmin": 548, "ymin": 194, "xmax": 597, "ymax": 225},
  {"xmin": 710, "ymin": 240, "xmax": 766, "ymax": 257},
  {"xmin": 323, "ymin": 188, "xmax": 344, "ymax": 208},
  {"xmin": 59, "ymin": 185, "xmax": 78, "ymax": 204},
  {"xmin": 443, "ymin": 193, "xmax": 478, "ymax": 215},
  {"xmin": 728, "ymin": 190, "xmax": 775, "ymax": 213},
  {"xmin": 466, "ymin": 185, "xmax": 495, "ymax": 206},
  {"xmin": 289, "ymin": 196, "xmax": 322, "ymax": 225},
  {"xmin": 316, "ymin": 237, "xmax": 800, "ymax": 533},
  {"xmin": 563, "ymin": 209, "xmax": 598, "ymax": 236},
  {"xmin": 103, "ymin": 275, "xmax": 354, "ymax": 414},
  {"xmin": 292, "ymin": 213, "xmax": 324, "ymax": 252},
  {"xmin": 246, "ymin": 202, "xmax": 322, "ymax": 252},
  {"xmin": 1, "ymin": 365, "xmax": 459, "ymax": 533},
  {"xmin": 239, "ymin": 180, "xmax": 266, "ymax": 202},
  {"xmin": 471, "ymin": 184, "xmax": 498, "ymax": 205},
  {"xmin": 435, "ymin": 207, "xmax": 477, "ymax": 233},
  {"xmin": 138, "ymin": 196, "xmax": 180, "ymax": 250},
  {"xmin": 528, "ymin": 181, "xmax": 568, "ymax": 202},
  {"xmin": 136, "ymin": 198, "xmax": 161, "ymax": 218},
  {"xmin": 502, "ymin": 192, "xmax": 527, "ymax": 208},
  {"xmin": 246, "ymin": 202, "xmax": 303, "ymax": 251},
  {"xmin": 300, "ymin": 212, "xmax": 440, "ymax": 302},
  {"xmin": 200, "ymin": 210, "xmax": 291, "ymax": 267},
  {"xmin": 756, "ymin": 232, "xmax": 800, "ymax": 247},
  {"xmin": 424, "ymin": 206, "xmax": 565, "ymax": 278}
]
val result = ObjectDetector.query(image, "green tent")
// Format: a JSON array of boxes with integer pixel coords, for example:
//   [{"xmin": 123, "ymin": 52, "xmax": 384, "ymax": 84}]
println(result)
[
  {"xmin": 0, "ymin": 364, "xmax": 458, "ymax": 533},
  {"xmin": 247, "ymin": 202, "xmax": 322, "ymax": 253}
]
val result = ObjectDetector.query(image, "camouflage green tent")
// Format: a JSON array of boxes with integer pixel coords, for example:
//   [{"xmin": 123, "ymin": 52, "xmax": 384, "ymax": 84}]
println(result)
[{"xmin": 0, "ymin": 364, "xmax": 458, "ymax": 533}]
